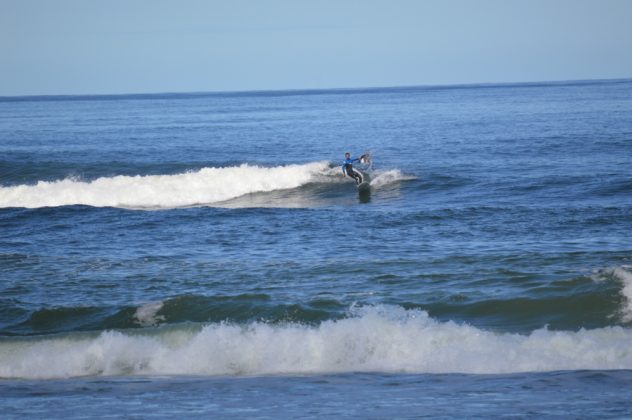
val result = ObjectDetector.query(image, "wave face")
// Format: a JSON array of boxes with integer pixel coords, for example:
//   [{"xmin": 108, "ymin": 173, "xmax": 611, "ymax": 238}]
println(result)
[
  {"xmin": 1, "ymin": 305, "xmax": 631, "ymax": 380},
  {"xmin": 2, "ymin": 266, "xmax": 630, "ymax": 337}
]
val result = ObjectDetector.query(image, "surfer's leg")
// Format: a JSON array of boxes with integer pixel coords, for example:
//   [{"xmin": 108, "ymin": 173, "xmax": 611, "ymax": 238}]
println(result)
[{"xmin": 346, "ymin": 164, "xmax": 362, "ymax": 184}]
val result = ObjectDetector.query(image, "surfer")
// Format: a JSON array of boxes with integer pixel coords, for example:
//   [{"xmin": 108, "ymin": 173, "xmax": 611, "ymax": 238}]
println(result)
[{"xmin": 342, "ymin": 152, "xmax": 363, "ymax": 184}]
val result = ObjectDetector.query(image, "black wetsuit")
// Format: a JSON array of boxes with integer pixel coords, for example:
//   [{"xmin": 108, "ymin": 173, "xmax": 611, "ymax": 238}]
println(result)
[{"xmin": 342, "ymin": 158, "xmax": 363, "ymax": 184}]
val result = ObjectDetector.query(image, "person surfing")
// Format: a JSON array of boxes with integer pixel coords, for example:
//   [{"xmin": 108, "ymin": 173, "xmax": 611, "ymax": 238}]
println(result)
[{"xmin": 342, "ymin": 152, "xmax": 364, "ymax": 184}]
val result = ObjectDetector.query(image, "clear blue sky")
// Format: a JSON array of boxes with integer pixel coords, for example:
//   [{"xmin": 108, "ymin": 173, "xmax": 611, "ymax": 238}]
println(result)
[{"xmin": 1, "ymin": 0, "xmax": 631, "ymax": 96}]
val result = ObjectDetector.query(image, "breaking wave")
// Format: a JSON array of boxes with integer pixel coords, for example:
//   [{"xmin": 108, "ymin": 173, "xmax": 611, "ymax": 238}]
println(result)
[
  {"xmin": 1, "ymin": 306, "xmax": 631, "ymax": 379},
  {"xmin": 0, "ymin": 162, "xmax": 411, "ymax": 209},
  {"xmin": 606, "ymin": 266, "xmax": 632, "ymax": 322},
  {"xmin": 369, "ymin": 169, "xmax": 416, "ymax": 188},
  {"xmin": 0, "ymin": 162, "xmax": 329, "ymax": 209}
]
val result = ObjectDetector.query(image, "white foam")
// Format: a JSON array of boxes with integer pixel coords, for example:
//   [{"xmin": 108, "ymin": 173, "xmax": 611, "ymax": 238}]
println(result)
[
  {"xmin": 1, "ymin": 306, "xmax": 631, "ymax": 379},
  {"xmin": 0, "ymin": 162, "xmax": 330, "ymax": 209},
  {"xmin": 369, "ymin": 170, "xmax": 415, "ymax": 188},
  {"xmin": 134, "ymin": 301, "xmax": 166, "ymax": 327},
  {"xmin": 611, "ymin": 266, "xmax": 632, "ymax": 322}
]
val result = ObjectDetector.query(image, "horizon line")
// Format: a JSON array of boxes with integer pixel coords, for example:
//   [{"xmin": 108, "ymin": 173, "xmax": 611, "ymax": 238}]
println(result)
[{"xmin": 1, "ymin": 77, "xmax": 630, "ymax": 101}]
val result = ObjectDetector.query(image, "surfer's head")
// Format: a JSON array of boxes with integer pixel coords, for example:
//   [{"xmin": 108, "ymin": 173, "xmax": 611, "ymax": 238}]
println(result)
[{"xmin": 345, "ymin": 152, "xmax": 350, "ymax": 158}]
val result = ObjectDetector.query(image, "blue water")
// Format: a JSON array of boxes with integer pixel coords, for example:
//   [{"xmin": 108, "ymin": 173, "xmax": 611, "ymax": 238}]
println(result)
[{"xmin": 1, "ymin": 79, "xmax": 632, "ymax": 417}]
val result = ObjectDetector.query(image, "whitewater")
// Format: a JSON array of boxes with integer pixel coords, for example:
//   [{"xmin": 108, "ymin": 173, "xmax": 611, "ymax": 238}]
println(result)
[
  {"xmin": 2, "ymin": 306, "xmax": 632, "ymax": 380},
  {"xmin": 0, "ymin": 162, "xmax": 327, "ymax": 209},
  {"xmin": 0, "ymin": 162, "xmax": 409, "ymax": 209}
]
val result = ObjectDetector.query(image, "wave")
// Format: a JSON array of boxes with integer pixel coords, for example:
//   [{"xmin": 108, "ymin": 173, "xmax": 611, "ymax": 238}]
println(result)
[
  {"xmin": 2, "ymin": 267, "xmax": 631, "ymax": 336},
  {"xmin": 602, "ymin": 266, "xmax": 632, "ymax": 322},
  {"xmin": 0, "ymin": 162, "xmax": 329, "ymax": 209},
  {"xmin": 1, "ymin": 305, "xmax": 631, "ymax": 379},
  {"xmin": 369, "ymin": 169, "xmax": 416, "ymax": 188},
  {"xmin": 0, "ymin": 162, "xmax": 411, "ymax": 209},
  {"xmin": 0, "ymin": 294, "xmax": 347, "ymax": 336}
]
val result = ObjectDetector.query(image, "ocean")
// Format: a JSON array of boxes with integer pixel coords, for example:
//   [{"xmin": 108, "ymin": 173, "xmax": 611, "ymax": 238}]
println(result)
[{"xmin": 1, "ymin": 79, "xmax": 631, "ymax": 418}]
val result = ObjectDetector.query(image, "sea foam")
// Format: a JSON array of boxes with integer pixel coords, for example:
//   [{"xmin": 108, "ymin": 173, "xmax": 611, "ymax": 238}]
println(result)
[
  {"xmin": 0, "ymin": 162, "xmax": 330, "ymax": 209},
  {"xmin": 1, "ymin": 306, "xmax": 631, "ymax": 379},
  {"xmin": 612, "ymin": 266, "xmax": 632, "ymax": 322},
  {"xmin": 134, "ymin": 301, "xmax": 166, "ymax": 327},
  {"xmin": 369, "ymin": 169, "xmax": 415, "ymax": 188}
]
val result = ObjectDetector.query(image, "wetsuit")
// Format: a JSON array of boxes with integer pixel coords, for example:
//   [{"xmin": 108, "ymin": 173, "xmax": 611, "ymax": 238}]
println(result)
[{"xmin": 342, "ymin": 157, "xmax": 363, "ymax": 184}]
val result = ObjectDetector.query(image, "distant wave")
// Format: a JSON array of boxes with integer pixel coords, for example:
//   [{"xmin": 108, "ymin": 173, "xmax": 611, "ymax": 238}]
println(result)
[
  {"xmin": 1, "ymin": 305, "xmax": 631, "ymax": 379},
  {"xmin": 0, "ymin": 162, "xmax": 412, "ymax": 209}
]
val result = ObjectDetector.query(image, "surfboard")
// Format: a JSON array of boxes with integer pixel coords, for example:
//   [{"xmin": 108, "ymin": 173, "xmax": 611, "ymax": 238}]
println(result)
[{"xmin": 358, "ymin": 181, "xmax": 370, "ymax": 193}]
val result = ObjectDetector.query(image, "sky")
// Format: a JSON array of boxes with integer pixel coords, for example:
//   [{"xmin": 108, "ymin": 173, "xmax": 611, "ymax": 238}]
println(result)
[{"xmin": 1, "ymin": 0, "xmax": 632, "ymax": 96}]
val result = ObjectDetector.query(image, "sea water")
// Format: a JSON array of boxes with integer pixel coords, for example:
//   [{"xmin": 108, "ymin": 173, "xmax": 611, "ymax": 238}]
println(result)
[{"xmin": 1, "ymin": 80, "xmax": 632, "ymax": 418}]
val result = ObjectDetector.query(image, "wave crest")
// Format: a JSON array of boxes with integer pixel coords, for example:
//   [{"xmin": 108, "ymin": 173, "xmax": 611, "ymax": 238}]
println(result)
[
  {"xmin": 0, "ymin": 162, "xmax": 330, "ymax": 209},
  {"xmin": 369, "ymin": 169, "xmax": 415, "ymax": 188},
  {"xmin": 608, "ymin": 266, "xmax": 632, "ymax": 322}
]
